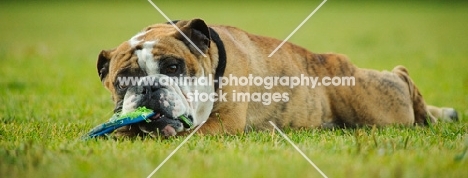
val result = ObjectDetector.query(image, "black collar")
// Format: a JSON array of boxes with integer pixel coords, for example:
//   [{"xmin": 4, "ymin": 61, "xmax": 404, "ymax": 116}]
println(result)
[{"xmin": 208, "ymin": 27, "xmax": 226, "ymax": 91}]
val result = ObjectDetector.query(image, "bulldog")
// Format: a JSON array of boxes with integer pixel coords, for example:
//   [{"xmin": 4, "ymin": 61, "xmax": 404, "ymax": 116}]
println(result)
[{"xmin": 96, "ymin": 18, "xmax": 458, "ymax": 137}]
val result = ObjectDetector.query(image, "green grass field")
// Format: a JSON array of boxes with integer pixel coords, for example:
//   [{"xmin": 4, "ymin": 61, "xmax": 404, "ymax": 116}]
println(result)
[{"xmin": 1, "ymin": 1, "xmax": 468, "ymax": 177}]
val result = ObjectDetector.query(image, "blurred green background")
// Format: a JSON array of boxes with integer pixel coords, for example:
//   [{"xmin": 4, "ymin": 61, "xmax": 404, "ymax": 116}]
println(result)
[{"xmin": 1, "ymin": 1, "xmax": 467, "ymax": 177}]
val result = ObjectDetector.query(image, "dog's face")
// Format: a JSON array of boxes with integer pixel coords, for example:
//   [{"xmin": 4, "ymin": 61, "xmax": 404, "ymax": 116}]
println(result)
[{"xmin": 96, "ymin": 19, "xmax": 216, "ymax": 136}]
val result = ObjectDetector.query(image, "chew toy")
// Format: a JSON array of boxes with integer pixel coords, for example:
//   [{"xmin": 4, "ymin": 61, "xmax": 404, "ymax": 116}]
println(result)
[{"xmin": 84, "ymin": 107, "xmax": 193, "ymax": 139}]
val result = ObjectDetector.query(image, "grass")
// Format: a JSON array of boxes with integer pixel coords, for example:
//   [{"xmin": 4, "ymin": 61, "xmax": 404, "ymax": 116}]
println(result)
[{"xmin": 1, "ymin": 0, "xmax": 467, "ymax": 177}]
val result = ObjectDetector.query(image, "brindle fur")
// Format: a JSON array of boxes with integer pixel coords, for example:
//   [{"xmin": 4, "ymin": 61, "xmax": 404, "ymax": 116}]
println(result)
[{"xmin": 97, "ymin": 19, "xmax": 457, "ymax": 137}]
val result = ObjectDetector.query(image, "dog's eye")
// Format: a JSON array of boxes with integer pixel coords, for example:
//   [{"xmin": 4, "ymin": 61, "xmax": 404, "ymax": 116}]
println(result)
[
  {"xmin": 164, "ymin": 64, "xmax": 178, "ymax": 74},
  {"xmin": 159, "ymin": 57, "xmax": 184, "ymax": 76}
]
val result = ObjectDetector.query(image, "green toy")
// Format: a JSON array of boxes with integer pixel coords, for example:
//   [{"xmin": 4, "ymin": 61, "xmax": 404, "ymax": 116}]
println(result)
[{"xmin": 84, "ymin": 107, "xmax": 193, "ymax": 139}]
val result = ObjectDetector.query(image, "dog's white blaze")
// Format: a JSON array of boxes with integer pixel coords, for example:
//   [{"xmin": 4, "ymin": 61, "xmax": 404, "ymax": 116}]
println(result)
[
  {"xmin": 145, "ymin": 46, "xmax": 160, "ymax": 75},
  {"xmin": 129, "ymin": 30, "xmax": 160, "ymax": 74},
  {"xmin": 134, "ymin": 40, "xmax": 159, "ymax": 75},
  {"xmin": 128, "ymin": 31, "xmax": 148, "ymax": 48}
]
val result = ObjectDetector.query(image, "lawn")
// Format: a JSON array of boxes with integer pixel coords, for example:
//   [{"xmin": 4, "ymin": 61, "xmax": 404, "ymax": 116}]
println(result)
[{"xmin": 1, "ymin": 1, "xmax": 467, "ymax": 177}]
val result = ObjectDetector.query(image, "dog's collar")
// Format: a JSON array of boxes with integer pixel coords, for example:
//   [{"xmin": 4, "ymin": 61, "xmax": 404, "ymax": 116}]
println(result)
[
  {"xmin": 166, "ymin": 20, "xmax": 226, "ymax": 91},
  {"xmin": 208, "ymin": 27, "xmax": 226, "ymax": 91}
]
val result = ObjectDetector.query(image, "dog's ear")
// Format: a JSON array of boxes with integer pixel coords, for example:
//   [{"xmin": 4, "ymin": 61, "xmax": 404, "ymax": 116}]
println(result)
[
  {"xmin": 97, "ymin": 49, "xmax": 114, "ymax": 82},
  {"xmin": 178, "ymin": 18, "xmax": 211, "ymax": 55}
]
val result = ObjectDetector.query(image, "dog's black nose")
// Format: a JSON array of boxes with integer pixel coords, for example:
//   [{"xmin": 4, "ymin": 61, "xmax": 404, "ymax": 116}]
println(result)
[{"xmin": 140, "ymin": 85, "xmax": 161, "ymax": 95}]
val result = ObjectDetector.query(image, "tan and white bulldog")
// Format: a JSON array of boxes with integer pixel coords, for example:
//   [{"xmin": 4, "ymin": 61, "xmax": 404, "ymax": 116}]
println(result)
[{"xmin": 96, "ymin": 18, "xmax": 458, "ymax": 137}]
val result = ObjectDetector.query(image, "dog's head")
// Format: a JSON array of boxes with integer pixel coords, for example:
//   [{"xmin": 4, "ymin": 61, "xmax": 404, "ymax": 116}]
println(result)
[{"xmin": 96, "ymin": 19, "xmax": 218, "ymax": 137}]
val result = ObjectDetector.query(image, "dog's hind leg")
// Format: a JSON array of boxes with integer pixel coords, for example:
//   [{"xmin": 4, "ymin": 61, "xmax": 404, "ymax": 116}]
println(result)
[{"xmin": 392, "ymin": 65, "xmax": 437, "ymax": 125}]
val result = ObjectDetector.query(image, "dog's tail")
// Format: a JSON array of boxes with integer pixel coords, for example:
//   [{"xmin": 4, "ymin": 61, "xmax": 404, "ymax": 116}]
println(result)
[{"xmin": 392, "ymin": 65, "xmax": 436, "ymax": 125}]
